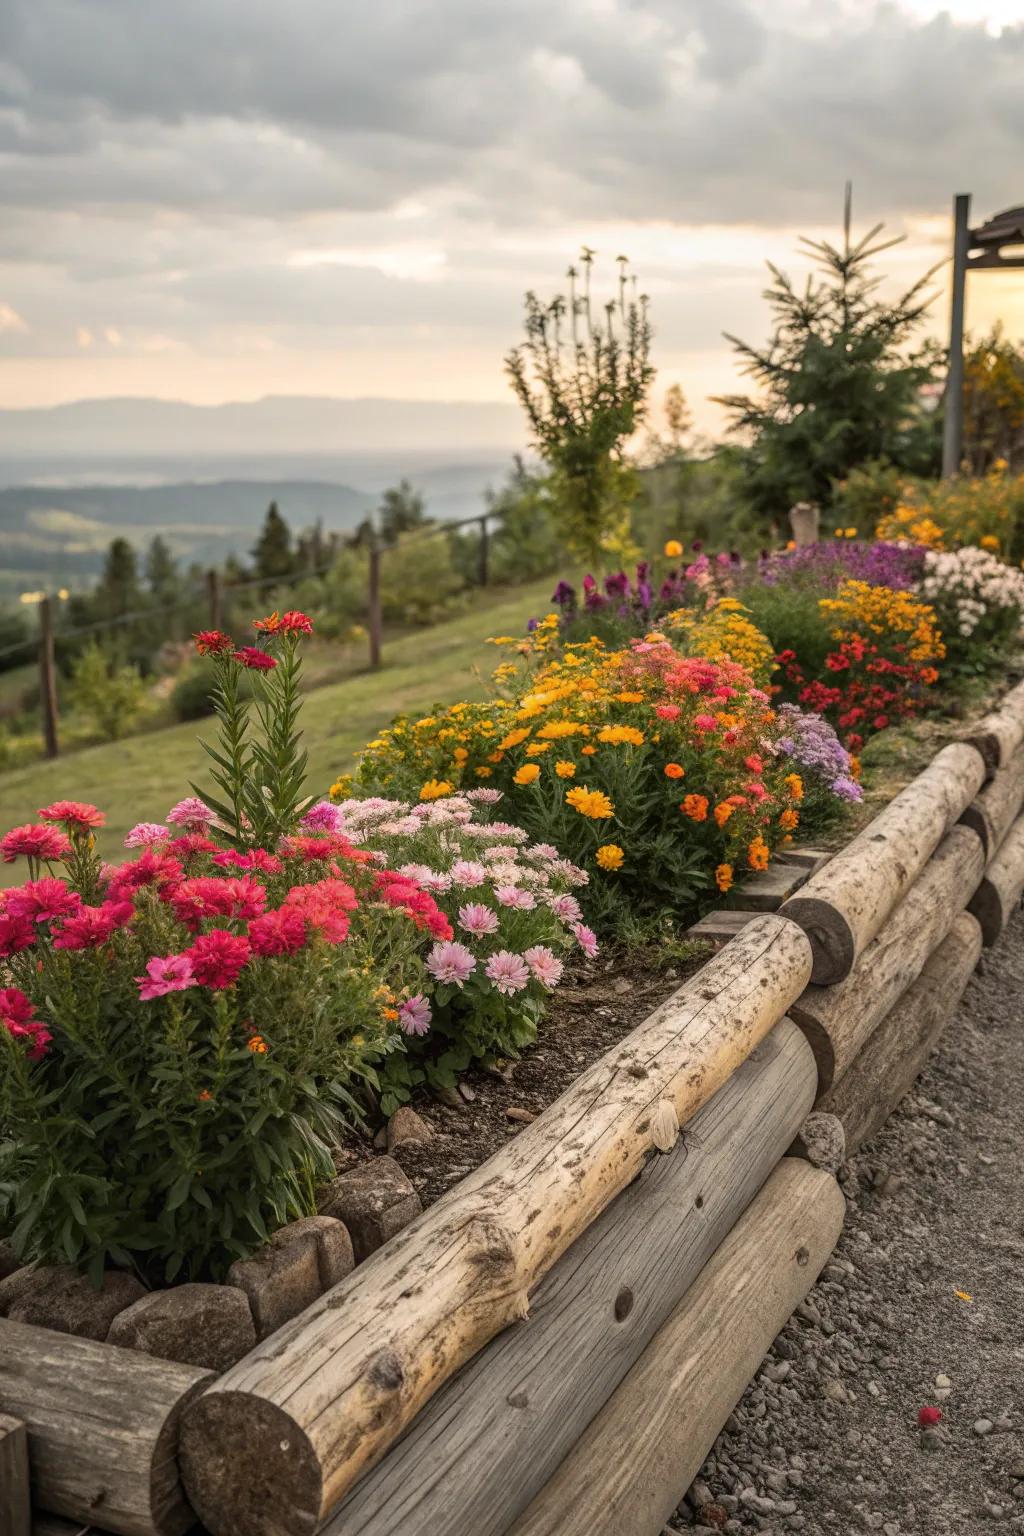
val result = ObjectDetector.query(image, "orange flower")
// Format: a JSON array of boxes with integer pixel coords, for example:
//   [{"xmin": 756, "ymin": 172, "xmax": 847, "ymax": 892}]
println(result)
[
  {"xmin": 681, "ymin": 793, "xmax": 709, "ymax": 822},
  {"xmin": 715, "ymin": 863, "xmax": 734, "ymax": 893},
  {"xmin": 780, "ymin": 808, "xmax": 800, "ymax": 831},
  {"xmin": 713, "ymin": 801, "xmax": 735, "ymax": 828},
  {"xmin": 581, "ymin": 744, "xmax": 597, "ymax": 756},
  {"xmin": 664, "ymin": 762, "xmax": 685, "ymax": 779},
  {"xmin": 248, "ymin": 1035, "xmax": 268, "ymax": 1054},
  {"xmin": 784, "ymin": 773, "xmax": 804, "ymax": 801},
  {"xmin": 555, "ymin": 760, "xmax": 576, "ymax": 778},
  {"xmin": 514, "ymin": 763, "xmax": 541, "ymax": 785},
  {"xmin": 197, "ymin": 1088, "xmax": 213, "ymax": 1102},
  {"xmin": 747, "ymin": 835, "xmax": 769, "ymax": 872}
]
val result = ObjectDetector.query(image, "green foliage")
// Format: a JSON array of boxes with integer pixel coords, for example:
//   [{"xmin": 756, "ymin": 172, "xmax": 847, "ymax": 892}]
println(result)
[
  {"xmin": 830, "ymin": 459, "xmax": 906, "ymax": 535},
  {"xmin": 252, "ymin": 502, "xmax": 295, "ymax": 588},
  {"xmin": 379, "ymin": 532, "xmax": 464, "ymax": 624},
  {"xmin": 505, "ymin": 251, "xmax": 655, "ymax": 562},
  {"xmin": 486, "ymin": 459, "xmax": 563, "ymax": 583},
  {"xmin": 145, "ymin": 536, "xmax": 179, "ymax": 602},
  {"xmin": 170, "ymin": 660, "xmax": 254, "ymax": 722},
  {"xmin": 962, "ymin": 324, "xmax": 1024, "ymax": 475},
  {"xmin": 715, "ymin": 188, "xmax": 942, "ymax": 524},
  {"xmin": 632, "ymin": 448, "xmax": 763, "ymax": 557},
  {"xmin": 378, "ymin": 480, "xmax": 427, "ymax": 544},
  {"xmin": 68, "ymin": 642, "xmax": 146, "ymax": 740},
  {"xmin": 734, "ymin": 580, "xmax": 836, "ymax": 686}
]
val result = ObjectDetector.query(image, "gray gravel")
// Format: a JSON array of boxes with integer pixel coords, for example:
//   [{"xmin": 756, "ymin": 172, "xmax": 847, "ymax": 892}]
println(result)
[{"xmin": 669, "ymin": 904, "xmax": 1024, "ymax": 1536}]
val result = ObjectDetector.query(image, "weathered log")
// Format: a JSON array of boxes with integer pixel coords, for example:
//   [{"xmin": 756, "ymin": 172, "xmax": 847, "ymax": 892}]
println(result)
[
  {"xmin": 968, "ymin": 809, "xmax": 1024, "ymax": 945},
  {"xmin": 0, "ymin": 1319, "xmax": 211, "ymax": 1536},
  {"xmin": 958, "ymin": 745, "xmax": 1024, "ymax": 857},
  {"xmin": 819, "ymin": 911, "xmax": 982, "ymax": 1154},
  {"xmin": 0, "ymin": 1413, "xmax": 30, "ymax": 1536},
  {"xmin": 789, "ymin": 824, "xmax": 985, "ymax": 1096},
  {"xmin": 964, "ymin": 676, "xmax": 1024, "ymax": 776},
  {"xmin": 179, "ymin": 914, "xmax": 813, "ymax": 1536},
  {"xmin": 508, "ymin": 1158, "xmax": 844, "ymax": 1536},
  {"xmin": 331, "ymin": 1019, "xmax": 818, "ymax": 1536},
  {"xmin": 780, "ymin": 742, "xmax": 985, "ymax": 984},
  {"xmin": 32, "ymin": 1521, "xmax": 93, "ymax": 1536}
]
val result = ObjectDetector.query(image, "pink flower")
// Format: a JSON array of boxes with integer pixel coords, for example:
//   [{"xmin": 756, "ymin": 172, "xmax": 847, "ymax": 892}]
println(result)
[
  {"xmin": 0, "ymin": 912, "xmax": 36, "ymax": 958},
  {"xmin": 166, "ymin": 797, "xmax": 214, "ymax": 830},
  {"xmin": 233, "ymin": 646, "xmax": 277, "ymax": 671},
  {"xmin": 248, "ymin": 907, "xmax": 307, "ymax": 956},
  {"xmin": 1, "ymin": 824, "xmax": 71, "ymax": 863},
  {"xmin": 283, "ymin": 879, "xmax": 358, "ymax": 944},
  {"xmin": 464, "ymin": 787, "xmax": 503, "ymax": 804},
  {"xmin": 398, "ymin": 994, "xmax": 432, "ymax": 1036},
  {"xmin": 495, "ymin": 885, "xmax": 536, "ymax": 911},
  {"xmin": 171, "ymin": 876, "xmax": 267, "ymax": 929},
  {"xmin": 458, "ymin": 902, "xmax": 500, "ymax": 937},
  {"xmin": 694, "ymin": 714, "xmax": 718, "ymax": 733},
  {"xmin": 106, "ymin": 850, "xmax": 183, "ymax": 900},
  {"xmin": 187, "ymin": 930, "xmax": 251, "ymax": 989},
  {"xmin": 527, "ymin": 843, "xmax": 560, "ymax": 862},
  {"xmin": 744, "ymin": 754, "xmax": 764, "ymax": 775},
  {"xmin": 136, "ymin": 953, "xmax": 196, "ymax": 1001},
  {"xmin": 38, "ymin": 800, "xmax": 105, "ymax": 830},
  {"xmin": 571, "ymin": 921, "xmax": 599, "ymax": 958},
  {"xmin": 484, "ymin": 950, "xmax": 531, "ymax": 996},
  {"xmin": 6, "ymin": 878, "xmax": 82, "ymax": 925},
  {"xmin": 547, "ymin": 893, "xmax": 583, "ymax": 923},
  {"xmin": 0, "ymin": 988, "xmax": 51, "ymax": 1060},
  {"xmin": 52, "ymin": 899, "xmax": 133, "ymax": 950},
  {"xmin": 655, "ymin": 704, "xmax": 681, "ymax": 721},
  {"xmin": 301, "ymin": 801, "xmax": 344, "ymax": 833},
  {"xmin": 212, "ymin": 848, "xmax": 283, "ymax": 875},
  {"xmin": 523, "ymin": 945, "xmax": 564, "ymax": 988},
  {"xmin": 124, "ymin": 823, "xmax": 169, "ymax": 848},
  {"xmin": 426, "ymin": 940, "xmax": 476, "ymax": 987},
  {"xmin": 451, "ymin": 859, "xmax": 488, "ymax": 887}
]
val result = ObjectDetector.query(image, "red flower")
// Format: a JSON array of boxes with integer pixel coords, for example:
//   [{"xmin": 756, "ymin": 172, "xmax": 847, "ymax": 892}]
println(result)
[
  {"xmin": 163, "ymin": 834, "xmax": 220, "ymax": 860},
  {"xmin": 278, "ymin": 832, "xmax": 373, "ymax": 865},
  {"xmin": 52, "ymin": 899, "xmax": 133, "ymax": 951},
  {"xmin": 233, "ymin": 647, "xmax": 277, "ymax": 671},
  {"xmin": 106, "ymin": 850, "xmax": 183, "ymax": 900},
  {"xmin": 248, "ymin": 907, "xmax": 307, "ymax": 956},
  {"xmin": 187, "ymin": 930, "xmax": 251, "ymax": 989},
  {"xmin": 38, "ymin": 801, "xmax": 105, "ymax": 830},
  {"xmin": 1, "ymin": 824, "xmax": 71, "ymax": 863},
  {"xmin": 0, "ymin": 987, "xmax": 51, "ymax": 1060},
  {"xmin": 918, "ymin": 1406, "xmax": 942, "ymax": 1427},
  {"xmin": 279, "ymin": 610, "xmax": 313, "ymax": 634},
  {"xmin": 213, "ymin": 848, "xmax": 283, "ymax": 875},
  {"xmin": 6, "ymin": 878, "xmax": 82, "ymax": 925},
  {"xmin": 171, "ymin": 876, "xmax": 267, "ymax": 930},
  {"xmin": 0, "ymin": 913, "xmax": 36, "ymax": 958},
  {"xmin": 283, "ymin": 879, "xmax": 358, "ymax": 943},
  {"xmin": 194, "ymin": 629, "xmax": 235, "ymax": 656}
]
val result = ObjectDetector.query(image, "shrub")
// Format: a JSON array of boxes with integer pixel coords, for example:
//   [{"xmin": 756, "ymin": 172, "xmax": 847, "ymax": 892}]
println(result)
[
  {"xmin": 919, "ymin": 546, "xmax": 1024, "ymax": 675},
  {"xmin": 68, "ymin": 642, "xmax": 146, "ymax": 740},
  {"xmin": 314, "ymin": 791, "xmax": 590, "ymax": 1110},
  {"xmin": 876, "ymin": 462, "xmax": 1024, "ymax": 559}
]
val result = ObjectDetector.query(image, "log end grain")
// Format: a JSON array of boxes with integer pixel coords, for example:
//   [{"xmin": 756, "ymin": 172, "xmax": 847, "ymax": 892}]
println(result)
[
  {"xmin": 775, "ymin": 897, "xmax": 856, "ymax": 987},
  {"xmin": 179, "ymin": 1392, "xmax": 322, "ymax": 1536},
  {"xmin": 968, "ymin": 876, "xmax": 1005, "ymax": 947}
]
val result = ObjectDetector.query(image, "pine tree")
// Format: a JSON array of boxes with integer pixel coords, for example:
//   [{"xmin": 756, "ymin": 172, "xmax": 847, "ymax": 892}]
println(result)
[
  {"xmin": 97, "ymin": 538, "xmax": 143, "ymax": 618},
  {"xmin": 714, "ymin": 188, "xmax": 942, "ymax": 522},
  {"xmin": 252, "ymin": 502, "xmax": 294, "ymax": 587},
  {"xmin": 378, "ymin": 481, "xmax": 427, "ymax": 545},
  {"xmin": 144, "ymin": 535, "xmax": 178, "ymax": 601}
]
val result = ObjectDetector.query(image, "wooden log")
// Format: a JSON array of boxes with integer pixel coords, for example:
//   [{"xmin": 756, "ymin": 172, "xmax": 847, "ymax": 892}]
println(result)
[
  {"xmin": 330, "ymin": 1019, "xmax": 818, "ymax": 1536},
  {"xmin": 178, "ymin": 914, "xmax": 813, "ymax": 1536},
  {"xmin": 789, "ymin": 824, "xmax": 985, "ymax": 1096},
  {"xmin": 0, "ymin": 1319, "xmax": 211, "ymax": 1536},
  {"xmin": 958, "ymin": 746, "xmax": 1024, "ymax": 857},
  {"xmin": 968, "ymin": 809, "xmax": 1024, "ymax": 945},
  {"xmin": 819, "ymin": 911, "xmax": 982, "ymax": 1155},
  {"xmin": 507, "ymin": 1158, "xmax": 845, "ymax": 1536},
  {"xmin": 964, "ymin": 676, "xmax": 1024, "ymax": 776},
  {"xmin": 780, "ymin": 742, "xmax": 985, "ymax": 984},
  {"xmin": 0, "ymin": 1413, "xmax": 30, "ymax": 1536},
  {"xmin": 32, "ymin": 1520, "xmax": 93, "ymax": 1536}
]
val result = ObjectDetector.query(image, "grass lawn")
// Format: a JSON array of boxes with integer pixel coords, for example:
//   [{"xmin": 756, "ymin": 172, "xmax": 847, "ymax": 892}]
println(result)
[{"xmin": 0, "ymin": 577, "xmax": 554, "ymax": 876}]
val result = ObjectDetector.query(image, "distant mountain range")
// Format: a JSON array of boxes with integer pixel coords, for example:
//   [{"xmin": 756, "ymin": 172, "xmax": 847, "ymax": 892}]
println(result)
[{"xmin": 0, "ymin": 395, "xmax": 527, "ymax": 600}]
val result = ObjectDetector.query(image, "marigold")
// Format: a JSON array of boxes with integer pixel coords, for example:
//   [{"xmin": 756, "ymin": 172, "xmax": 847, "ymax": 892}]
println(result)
[
  {"xmin": 747, "ymin": 835, "xmax": 770, "ymax": 872},
  {"xmin": 419, "ymin": 779, "xmax": 453, "ymax": 801},
  {"xmin": 664, "ymin": 762, "xmax": 685, "ymax": 779},
  {"xmin": 681, "ymin": 793, "xmax": 709, "ymax": 822},
  {"xmin": 565, "ymin": 786, "xmax": 614, "ymax": 819},
  {"xmin": 664, "ymin": 539, "xmax": 683, "ymax": 558},
  {"xmin": 513, "ymin": 764, "xmax": 541, "ymax": 785},
  {"xmin": 597, "ymin": 724, "xmax": 645, "ymax": 746},
  {"xmin": 713, "ymin": 801, "xmax": 734, "ymax": 828},
  {"xmin": 779, "ymin": 808, "xmax": 800, "ymax": 831},
  {"xmin": 784, "ymin": 773, "xmax": 804, "ymax": 801},
  {"xmin": 596, "ymin": 843, "xmax": 624, "ymax": 871},
  {"xmin": 715, "ymin": 863, "xmax": 734, "ymax": 893},
  {"xmin": 247, "ymin": 1034, "xmax": 268, "ymax": 1054},
  {"xmin": 555, "ymin": 760, "xmax": 576, "ymax": 778},
  {"xmin": 581, "ymin": 744, "xmax": 597, "ymax": 756}
]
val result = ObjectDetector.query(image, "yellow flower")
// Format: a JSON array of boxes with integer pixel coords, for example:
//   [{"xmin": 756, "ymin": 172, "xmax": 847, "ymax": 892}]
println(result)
[
  {"xmin": 597, "ymin": 724, "xmax": 645, "ymax": 746},
  {"xmin": 566, "ymin": 785, "xmax": 614, "ymax": 819},
  {"xmin": 715, "ymin": 863, "xmax": 734, "ymax": 893},
  {"xmin": 500, "ymin": 727, "xmax": 532, "ymax": 750},
  {"xmin": 329, "ymin": 774, "xmax": 353, "ymax": 803},
  {"xmin": 615, "ymin": 691, "xmax": 644, "ymax": 704},
  {"xmin": 453, "ymin": 747, "xmax": 469, "ymax": 764},
  {"xmin": 526, "ymin": 740, "xmax": 553, "ymax": 756},
  {"xmin": 555, "ymin": 760, "xmax": 576, "ymax": 778},
  {"xmin": 664, "ymin": 539, "xmax": 683, "ymax": 558},
  {"xmin": 980, "ymin": 534, "xmax": 1000, "ymax": 552},
  {"xmin": 844, "ymin": 527, "xmax": 858, "ymax": 538},
  {"xmin": 596, "ymin": 843, "xmax": 624, "ymax": 871},
  {"xmin": 537, "ymin": 720, "xmax": 579, "ymax": 739},
  {"xmin": 713, "ymin": 801, "xmax": 734, "ymax": 828},
  {"xmin": 513, "ymin": 763, "xmax": 541, "ymax": 785},
  {"xmin": 419, "ymin": 779, "xmax": 453, "ymax": 801},
  {"xmin": 474, "ymin": 766, "xmax": 493, "ymax": 778},
  {"xmin": 785, "ymin": 773, "xmax": 804, "ymax": 801}
]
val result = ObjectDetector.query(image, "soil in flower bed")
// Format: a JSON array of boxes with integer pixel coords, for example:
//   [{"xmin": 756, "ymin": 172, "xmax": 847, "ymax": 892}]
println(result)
[{"xmin": 335, "ymin": 942, "xmax": 709, "ymax": 1212}]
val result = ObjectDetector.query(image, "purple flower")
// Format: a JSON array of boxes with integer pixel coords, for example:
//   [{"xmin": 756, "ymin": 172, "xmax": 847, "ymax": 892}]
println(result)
[
  {"xmin": 302, "ymin": 801, "xmax": 344, "ymax": 833},
  {"xmin": 484, "ymin": 950, "xmax": 531, "ymax": 995},
  {"xmin": 398, "ymin": 994, "xmax": 432, "ymax": 1037},
  {"xmin": 604, "ymin": 571, "xmax": 630, "ymax": 599},
  {"xmin": 832, "ymin": 775, "xmax": 864, "ymax": 802},
  {"xmin": 426, "ymin": 940, "xmax": 476, "ymax": 987},
  {"xmin": 552, "ymin": 580, "xmax": 576, "ymax": 609},
  {"xmin": 523, "ymin": 944, "xmax": 564, "ymax": 988},
  {"xmin": 527, "ymin": 616, "xmax": 540, "ymax": 632},
  {"xmin": 458, "ymin": 902, "xmax": 500, "ymax": 936}
]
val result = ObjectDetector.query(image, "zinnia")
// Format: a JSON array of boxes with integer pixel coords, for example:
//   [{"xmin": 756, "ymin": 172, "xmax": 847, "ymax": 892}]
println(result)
[
  {"xmin": 248, "ymin": 907, "xmax": 308, "ymax": 956},
  {"xmin": 663, "ymin": 763, "xmax": 684, "ymax": 780},
  {"xmin": 52, "ymin": 899, "xmax": 133, "ymax": 950}
]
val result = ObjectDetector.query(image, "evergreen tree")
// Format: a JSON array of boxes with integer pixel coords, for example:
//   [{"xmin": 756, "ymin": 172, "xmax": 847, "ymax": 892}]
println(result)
[
  {"xmin": 144, "ymin": 535, "xmax": 178, "ymax": 601},
  {"xmin": 378, "ymin": 480, "xmax": 427, "ymax": 545},
  {"xmin": 714, "ymin": 188, "xmax": 942, "ymax": 522},
  {"xmin": 96, "ymin": 537, "xmax": 143, "ymax": 618},
  {"xmin": 252, "ymin": 502, "xmax": 294, "ymax": 586}
]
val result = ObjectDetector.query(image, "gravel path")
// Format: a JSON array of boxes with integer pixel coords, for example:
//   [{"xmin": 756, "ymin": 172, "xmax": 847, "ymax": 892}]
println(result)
[{"xmin": 670, "ymin": 906, "xmax": 1024, "ymax": 1536}]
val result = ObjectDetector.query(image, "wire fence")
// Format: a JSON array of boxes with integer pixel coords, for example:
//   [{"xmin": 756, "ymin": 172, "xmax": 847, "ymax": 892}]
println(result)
[{"xmin": 2, "ymin": 509, "xmax": 503, "ymax": 761}]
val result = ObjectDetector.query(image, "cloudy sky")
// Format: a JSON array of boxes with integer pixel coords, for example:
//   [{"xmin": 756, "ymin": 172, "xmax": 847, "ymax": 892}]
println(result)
[{"xmin": 1, "ymin": 0, "xmax": 1023, "ymax": 435}]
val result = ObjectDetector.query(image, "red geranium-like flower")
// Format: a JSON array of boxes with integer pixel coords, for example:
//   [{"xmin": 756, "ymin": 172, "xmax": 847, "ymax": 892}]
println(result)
[
  {"xmin": 213, "ymin": 848, "xmax": 283, "ymax": 875},
  {"xmin": 0, "ymin": 987, "xmax": 51, "ymax": 1060},
  {"xmin": 38, "ymin": 801, "xmax": 105, "ymax": 830},
  {"xmin": 194, "ymin": 629, "xmax": 235, "ymax": 656},
  {"xmin": 279, "ymin": 610, "xmax": 313, "ymax": 634},
  {"xmin": 233, "ymin": 646, "xmax": 277, "ymax": 671},
  {"xmin": 6, "ymin": 878, "xmax": 82, "ymax": 925},
  {"xmin": 1, "ymin": 824, "xmax": 71, "ymax": 863},
  {"xmin": 188, "ymin": 930, "xmax": 251, "ymax": 989},
  {"xmin": 171, "ymin": 875, "xmax": 267, "ymax": 930},
  {"xmin": 918, "ymin": 1405, "xmax": 942, "ymax": 1427},
  {"xmin": 52, "ymin": 899, "xmax": 133, "ymax": 951},
  {"xmin": 0, "ymin": 912, "xmax": 36, "ymax": 958},
  {"xmin": 248, "ymin": 907, "xmax": 307, "ymax": 956}
]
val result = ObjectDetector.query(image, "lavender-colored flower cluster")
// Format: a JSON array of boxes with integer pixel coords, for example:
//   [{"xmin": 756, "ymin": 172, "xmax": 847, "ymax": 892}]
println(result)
[
  {"xmin": 759, "ymin": 541, "xmax": 926, "ymax": 592},
  {"xmin": 552, "ymin": 547, "xmax": 745, "ymax": 625},
  {"xmin": 769, "ymin": 704, "xmax": 863, "ymax": 802}
]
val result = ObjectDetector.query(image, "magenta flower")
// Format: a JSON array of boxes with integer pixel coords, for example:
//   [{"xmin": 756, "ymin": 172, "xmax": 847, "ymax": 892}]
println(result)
[
  {"xmin": 166, "ymin": 797, "xmax": 214, "ymax": 830},
  {"xmin": 694, "ymin": 714, "xmax": 718, "ymax": 733},
  {"xmin": 426, "ymin": 940, "xmax": 476, "ymax": 988},
  {"xmin": 484, "ymin": 950, "xmax": 531, "ymax": 996},
  {"xmin": 571, "ymin": 921, "xmax": 599, "ymax": 958},
  {"xmin": 1, "ymin": 824, "xmax": 71, "ymax": 864},
  {"xmin": 495, "ymin": 885, "xmax": 536, "ymax": 911},
  {"xmin": 301, "ymin": 801, "xmax": 344, "ymax": 833},
  {"xmin": 451, "ymin": 859, "xmax": 488, "ymax": 887},
  {"xmin": 398, "ymin": 994, "xmax": 432, "ymax": 1037},
  {"xmin": 458, "ymin": 902, "xmax": 500, "ymax": 937},
  {"xmin": 52, "ymin": 899, "xmax": 133, "ymax": 951},
  {"xmin": 523, "ymin": 945, "xmax": 564, "ymax": 989},
  {"xmin": 124, "ymin": 822, "xmax": 169, "ymax": 848},
  {"xmin": 136, "ymin": 953, "xmax": 196, "ymax": 1001},
  {"xmin": 6, "ymin": 878, "xmax": 82, "ymax": 925}
]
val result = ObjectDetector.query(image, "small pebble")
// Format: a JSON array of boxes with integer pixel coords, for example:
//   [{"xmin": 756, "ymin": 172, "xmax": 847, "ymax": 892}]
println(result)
[{"xmin": 975, "ymin": 1418, "xmax": 995, "ymax": 1436}]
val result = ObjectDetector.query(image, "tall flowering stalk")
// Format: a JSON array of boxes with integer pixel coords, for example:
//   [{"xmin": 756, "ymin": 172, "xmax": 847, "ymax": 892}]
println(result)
[{"xmin": 194, "ymin": 610, "xmax": 313, "ymax": 848}]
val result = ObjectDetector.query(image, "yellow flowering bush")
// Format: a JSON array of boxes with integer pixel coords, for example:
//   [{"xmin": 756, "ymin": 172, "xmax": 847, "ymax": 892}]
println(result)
[
  {"xmin": 876, "ymin": 462, "xmax": 1024, "ymax": 558},
  {"xmin": 349, "ymin": 631, "xmax": 857, "ymax": 933},
  {"xmin": 663, "ymin": 598, "xmax": 777, "ymax": 687}
]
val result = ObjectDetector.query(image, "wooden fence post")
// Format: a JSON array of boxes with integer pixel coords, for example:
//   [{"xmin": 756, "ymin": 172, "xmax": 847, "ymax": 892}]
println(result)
[
  {"xmin": 368, "ymin": 538, "xmax": 383, "ymax": 669},
  {"xmin": 478, "ymin": 515, "xmax": 489, "ymax": 586},
  {"xmin": 38, "ymin": 597, "xmax": 59, "ymax": 760},
  {"xmin": 206, "ymin": 568, "xmax": 223, "ymax": 631}
]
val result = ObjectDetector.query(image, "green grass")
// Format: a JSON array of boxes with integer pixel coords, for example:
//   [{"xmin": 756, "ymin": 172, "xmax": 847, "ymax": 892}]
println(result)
[{"xmin": 0, "ymin": 578, "xmax": 554, "ymax": 877}]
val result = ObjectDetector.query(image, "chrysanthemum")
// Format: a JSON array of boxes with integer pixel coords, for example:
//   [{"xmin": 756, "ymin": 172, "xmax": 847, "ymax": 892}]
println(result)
[
  {"xmin": 426, "ymin": 940, "xmax": 476, "ymax": 987},
  {"xmin": 166, "ymin": 796, "xmax": 214, "ymax": 830},
  {"xmin": 38, "ymin": 800, "xmax": 105, "ymax": 830},
  {"xmin": 398, "ymin": 994, "xmax": 432, "ymax": 1036},
  {"xmin": 523, "ymin": 945, "xmax": 564, "ymax": 988},
  {"xmin": 136, "ymin": 953, "xmax": 196, "ymax": 1001},
  {"xmin": 124, "ymin": 822, "xmax": 169, "ymax": 849},
  {"xmin": 1, "ymin": 824, "xmax": 71, "ymax": 863},
  {"xmin": 458, "ymin": 902, "xmax": 500, "ymax": 937},
  {"xmin": 484, "ymin": 950, "xmax": 531, "ymax": 995}
]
